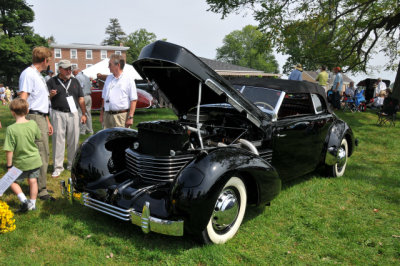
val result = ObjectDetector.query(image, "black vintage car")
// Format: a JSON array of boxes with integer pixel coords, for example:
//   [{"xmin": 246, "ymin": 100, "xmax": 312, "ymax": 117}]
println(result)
[{"xmin": 66, "ymin": 41, "xmax": 357, "ymax": 244}]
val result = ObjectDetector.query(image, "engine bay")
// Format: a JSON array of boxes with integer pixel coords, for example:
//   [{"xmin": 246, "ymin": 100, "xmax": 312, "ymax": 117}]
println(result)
[{"xmin": 133, "ymin": 104, "xmax": 265, "ymax": 156}]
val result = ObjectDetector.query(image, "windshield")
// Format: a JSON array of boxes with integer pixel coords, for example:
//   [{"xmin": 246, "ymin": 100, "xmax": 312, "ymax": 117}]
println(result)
[{"xmin": 238, "ymin": 86, "xmax": 283, "ymax": 113}]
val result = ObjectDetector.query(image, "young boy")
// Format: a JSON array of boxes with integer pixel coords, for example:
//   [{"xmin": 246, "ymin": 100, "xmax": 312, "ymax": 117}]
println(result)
[{"xmin": 3, "ymin": 98, "xmax": 43, "ymax": 212}]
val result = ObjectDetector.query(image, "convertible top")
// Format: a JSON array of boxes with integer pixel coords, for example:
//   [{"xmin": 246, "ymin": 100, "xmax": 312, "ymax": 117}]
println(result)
[{"xmin": 228, "ymin": 77, "xmax": 327, "ymax": 96}]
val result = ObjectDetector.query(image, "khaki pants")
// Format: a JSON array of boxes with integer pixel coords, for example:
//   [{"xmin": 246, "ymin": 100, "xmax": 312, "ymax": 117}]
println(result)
[
  {"xmin": 79, "ymin": 95, "xmax": 93, "ymax": 134},
  {"xmin": 104, "ymin": 112, "xmax": 128, "ymax": 128},
  {"xmin": 51, "ymin": 110, "xmax": 79, "ymax": 171},
  {"xmin": 26, "ymin": 113, "xmax": 49, "ymax": 197}
]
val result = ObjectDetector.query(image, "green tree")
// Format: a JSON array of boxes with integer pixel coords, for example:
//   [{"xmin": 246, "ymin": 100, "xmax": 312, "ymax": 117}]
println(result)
[
  {"xmin": 0, "ymin": 0, "xmax": 47, "ymax": 85},
  {"xmin": 206, "ymin": 0, "xmax": 400, "ymax": 99},
  {"xmin": 102, "ymin": 18, "xmax": 126, "ymax": 46},
  {"xmin": 125, "ymin": 29, "xmax": 158, "ymax": 63},
  {"xmin": 216, "ymin": 25, "xmax": 279, "ymax": 73}
]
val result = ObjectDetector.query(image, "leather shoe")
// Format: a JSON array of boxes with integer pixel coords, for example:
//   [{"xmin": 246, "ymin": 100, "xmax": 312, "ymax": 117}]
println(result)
[{"xmin": 39, "ymin": 194, "xmax": 56, "ymax": 201}]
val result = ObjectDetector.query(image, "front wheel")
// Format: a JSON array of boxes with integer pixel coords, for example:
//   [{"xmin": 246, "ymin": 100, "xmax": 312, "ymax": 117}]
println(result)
[
  {"xmin": 200, "ymin": 176, "xmax": 247, "ymax": 244},
  {"xmin": 326, "ymin": 138, "xmax": 348, "ymax": 177}
]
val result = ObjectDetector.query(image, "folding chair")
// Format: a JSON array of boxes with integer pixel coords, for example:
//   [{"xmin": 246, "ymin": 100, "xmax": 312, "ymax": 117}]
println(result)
[
  {"xmin": 354, "ymin": 89, "xmax": 366, "ymax": 112},
  {"xmin": 377, "ymin": 97, "xmax": 399, "ymax": 127}
]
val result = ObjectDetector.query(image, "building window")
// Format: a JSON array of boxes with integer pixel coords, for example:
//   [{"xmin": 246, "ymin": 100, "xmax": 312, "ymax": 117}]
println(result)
[
  {"xmin": 101, "ymin": 50, "xmax": 107, "ymax": 59},
  {"xmin": 115, "ymin": 51, "xmax": 122, "ymax": 55},
  {"xmin": 86, "ymin": 50, "xmax": 93, "ymax": 59},
  {"xmin": 55, "ymin": 49, "xmax": 61, "ymax": 58},
  {"xmin": 86, "ymin": 64, "xmax": 93, "ymax": 68},
  {"xmin": 55, "ymin": 63, "xmax": 59, "ymax": 73},
  {"xmin": 70, "ymin": 49, "xmax": 77, "ymax": 59}
]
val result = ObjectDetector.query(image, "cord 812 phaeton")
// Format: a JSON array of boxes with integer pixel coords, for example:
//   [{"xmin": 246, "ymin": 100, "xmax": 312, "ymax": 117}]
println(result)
[{"xmin": 66, "ymin": 41, "xmax": 357, "ymax": 244}]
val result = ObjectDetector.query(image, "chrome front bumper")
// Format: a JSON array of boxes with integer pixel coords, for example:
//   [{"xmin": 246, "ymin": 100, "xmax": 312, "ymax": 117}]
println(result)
[{"xmin": 61, "ymin": 179, "xmax": 184, "ymax": 237}]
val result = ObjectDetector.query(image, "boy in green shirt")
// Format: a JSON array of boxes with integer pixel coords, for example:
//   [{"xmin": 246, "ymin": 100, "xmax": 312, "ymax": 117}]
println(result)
[{"xmin": 4, "ymin": 98, "xmax": 43, "ymax": 212}]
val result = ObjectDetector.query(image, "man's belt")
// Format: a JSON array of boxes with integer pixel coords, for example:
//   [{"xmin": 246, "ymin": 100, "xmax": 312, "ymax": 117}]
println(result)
[
  {"xmin": 107, "ymin": 109, "xmax": 128, "ymax": 115},
  {"xmin": 28, "ymin": 110, "xmax": 48, "ymax": 117},
  {"xmin": 52, "ymin": 107, "xmax": 70, "ymax": 113}
]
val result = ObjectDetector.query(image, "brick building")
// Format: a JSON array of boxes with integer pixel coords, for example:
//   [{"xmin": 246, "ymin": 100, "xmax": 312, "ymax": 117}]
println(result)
[{"xmin": 48, "ymin": 43, "xmax": 129, "ymax": 73}]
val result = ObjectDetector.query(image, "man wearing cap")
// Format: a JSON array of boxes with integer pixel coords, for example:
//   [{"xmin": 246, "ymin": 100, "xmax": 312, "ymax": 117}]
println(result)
[
  {"xmin": 375, "ymin": 78, "xmax": 387, "ymax": 97},
  {"xmin": 73, "ymin": 68, "xmax": 93, "ymax": 135},
  {"xmin": 47, "ymin": 60, "xmax": 87, "ymax": 178},
  {"xmin": 332, "ymin": 67, "xmax": 343, "ymax": 110},
  {"xmin": 100, "ymin": 54, "xmax": 137, "ymax": 129},
  {"xmin": 288, "ymin": 64, "xmax": 303, "ymax": 81},
  {"xmin": 19, "ymin": 46, "xmax": 55, "ymax": 201}
]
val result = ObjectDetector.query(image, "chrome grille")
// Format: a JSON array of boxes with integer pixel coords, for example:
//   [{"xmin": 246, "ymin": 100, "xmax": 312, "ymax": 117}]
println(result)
[
  {"xmin": 126, "ymin": 149, "xmax": 195, "ymax": 182},
  {"xmin": 259, "ymin": 149, "xmax": 273, "ymax": 163}
]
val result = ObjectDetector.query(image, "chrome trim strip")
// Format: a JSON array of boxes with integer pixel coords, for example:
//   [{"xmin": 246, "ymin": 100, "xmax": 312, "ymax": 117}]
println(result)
[
  {"xmin": 205, "ymin": 79, "xmax": 224, "ymax": 96},
  {"xmin": 273, "ymin": 91, "xmax": 286, "ymax": 122}
]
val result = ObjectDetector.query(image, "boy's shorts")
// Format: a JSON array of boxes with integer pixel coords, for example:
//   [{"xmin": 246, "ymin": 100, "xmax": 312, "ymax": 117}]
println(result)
[{"xmin": 16, "ymin": 167, "xmax": 40, "ymax": 182}]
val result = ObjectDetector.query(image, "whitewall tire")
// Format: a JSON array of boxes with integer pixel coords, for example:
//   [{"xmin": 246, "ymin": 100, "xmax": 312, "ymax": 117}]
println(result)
[{"xmin": 201, "ymin": 176, "xmax": 247, "ymax": 244}]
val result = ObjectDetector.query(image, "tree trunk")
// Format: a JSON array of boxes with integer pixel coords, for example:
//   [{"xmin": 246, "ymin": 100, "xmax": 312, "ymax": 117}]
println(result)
[{"xmin": 392, "ymin": 61, "xmax": 400, "ymax": 101}]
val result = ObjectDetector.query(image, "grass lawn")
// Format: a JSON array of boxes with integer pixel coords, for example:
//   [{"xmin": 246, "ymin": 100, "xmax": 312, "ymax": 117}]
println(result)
[{"xmin": 0, "ymin": 104, "xmax": 399, "ymax": 264}]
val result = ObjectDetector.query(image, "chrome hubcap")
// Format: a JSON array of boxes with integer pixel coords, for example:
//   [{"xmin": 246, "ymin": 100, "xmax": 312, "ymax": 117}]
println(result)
[
  {"xmin": 211, "ymin": 188, "xmax": 239, "ymax": 232},
  {"xmin": 337, "ymin": 146, "xmax": 347, "ymax": 169}
]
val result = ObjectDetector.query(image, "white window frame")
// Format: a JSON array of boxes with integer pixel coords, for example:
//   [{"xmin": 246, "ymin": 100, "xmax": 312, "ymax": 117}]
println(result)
[
  {"xmin": 101, "ymin": 50, "xmax": 107, "ymax": 59},
  {"xmin": 86, "ymin": 50, "xmax": 93, "ymax": 59},
  {"xmin": 55, "ymin": 63, "xmax": 59, "ymax": 73},
  {"xmin": 86, "ymin": 64, "xmax": 93, "ymax": 68},
  {"xmin": 115, "ymin": 51, "xmax": 122, "ymax": 55},
  {"xmin": 70, "ymin": 49, "xmax": 77, "ymax": 59},
  {"xmin": 55, "ymin": 49, "xmax": 61, "ymax": 58}
]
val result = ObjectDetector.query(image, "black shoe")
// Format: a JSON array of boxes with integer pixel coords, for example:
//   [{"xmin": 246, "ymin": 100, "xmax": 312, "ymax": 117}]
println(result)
[
  {"xmin": 16, "ymin": 201, "xmax": 29, "ymax": 213},
  {"xmin": 39, "ymin": 194, "xmax": 56, "ymax": 201}
]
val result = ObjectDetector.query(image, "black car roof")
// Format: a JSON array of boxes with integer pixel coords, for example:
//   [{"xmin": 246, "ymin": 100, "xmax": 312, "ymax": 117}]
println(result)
[{"xmin": 227, "ymin": 77, "xmax": 327, "ymax": 96}]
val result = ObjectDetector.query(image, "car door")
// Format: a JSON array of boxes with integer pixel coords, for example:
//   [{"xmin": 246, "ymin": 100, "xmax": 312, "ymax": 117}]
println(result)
[{"xmin": 271, "ymin": 93, "xmax": 332, "ymax": 180}]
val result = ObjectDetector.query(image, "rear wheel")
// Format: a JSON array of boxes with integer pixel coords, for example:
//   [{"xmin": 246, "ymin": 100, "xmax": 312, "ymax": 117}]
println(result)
[
  {"xmin": 200, "ymin": 176, "xmax": 247, "ymax": 244},
  {"xmin": 326, "ymin": 138, "xmax": 348, "ymax": 177}
]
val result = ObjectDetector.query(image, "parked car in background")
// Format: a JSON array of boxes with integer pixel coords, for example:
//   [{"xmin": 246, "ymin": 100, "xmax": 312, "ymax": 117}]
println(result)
[{"xmin": 65, "ymin": 41, "xmax": 357, "ymax": 244}]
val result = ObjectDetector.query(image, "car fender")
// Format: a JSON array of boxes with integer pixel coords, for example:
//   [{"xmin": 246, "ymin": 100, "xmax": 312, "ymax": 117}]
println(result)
[
  {"xmin": 72, "ymin": 128, "xmax": 137, "ymax": 191},
  {"xmin": 324, "ymin": 119, "xmax": 355, "ymax": 165},
  {"xmin": 170, "ymin": 147, "xmax": 281, "ymax": 235}
]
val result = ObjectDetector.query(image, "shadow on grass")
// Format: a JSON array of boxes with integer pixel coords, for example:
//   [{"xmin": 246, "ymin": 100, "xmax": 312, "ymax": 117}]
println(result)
[{"xmin": 39, "ymin": 197, "xmax": 198, "ymax": 251}]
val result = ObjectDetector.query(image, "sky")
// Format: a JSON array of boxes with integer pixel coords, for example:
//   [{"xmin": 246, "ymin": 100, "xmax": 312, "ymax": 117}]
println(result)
[{"xmin": 26, "ymin": 0, "xmax": 397, "ymax": 84}]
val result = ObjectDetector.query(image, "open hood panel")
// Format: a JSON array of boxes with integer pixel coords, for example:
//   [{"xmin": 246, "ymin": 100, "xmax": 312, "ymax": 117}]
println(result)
[{"xmin": 132, "ymin": 41, "xmax": 269, "ymax": 127}]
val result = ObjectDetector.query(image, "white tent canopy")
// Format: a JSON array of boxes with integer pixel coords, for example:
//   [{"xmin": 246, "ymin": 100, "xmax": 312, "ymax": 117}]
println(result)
[{"xmin": 82, "ymin": 58, "xmax": 142, "ymax": 80}]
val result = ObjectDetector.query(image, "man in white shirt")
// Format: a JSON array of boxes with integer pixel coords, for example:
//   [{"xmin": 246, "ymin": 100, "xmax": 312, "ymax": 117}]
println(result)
[
  {"xmin": 100, "ymin": 54, "xmax": 137, "ymax": 128},
  {"xmin": 375, "ymin": 78, "xmax": 387, "ymax": 97},
  {"xmin": 19, "ymin": 46, "xmax": 55, "ymax": 201}
]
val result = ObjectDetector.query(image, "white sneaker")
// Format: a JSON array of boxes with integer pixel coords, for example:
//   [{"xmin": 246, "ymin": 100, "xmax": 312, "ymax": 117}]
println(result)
[
  {"xmin": 52, "ymin": 169, "xmax": 62, "ymax": 178},
  {"xmin": 28, "ymin": 201, "xmax": 36, "ymax": 211}
]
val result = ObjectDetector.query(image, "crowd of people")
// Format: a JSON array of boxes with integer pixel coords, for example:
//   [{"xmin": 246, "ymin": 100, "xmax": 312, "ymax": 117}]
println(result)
[
  {"xmin": 288, "ymin": 63, "xmax": 394, "ymax": 111},
  {"xmin": 2, "ymin": 46, "xmax": 138, "ymax": 213}
]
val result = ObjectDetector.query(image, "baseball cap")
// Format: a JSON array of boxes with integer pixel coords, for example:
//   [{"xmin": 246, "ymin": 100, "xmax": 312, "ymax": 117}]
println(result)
[{"xmin": 58, "ymin": 60, "xmax": 72, "ymax": 69}]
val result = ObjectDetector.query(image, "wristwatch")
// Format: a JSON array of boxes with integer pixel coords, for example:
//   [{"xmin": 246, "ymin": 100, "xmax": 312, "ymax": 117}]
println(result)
[{"xmin": 127, "ymin": 116, "xmax": 134, "ymax": 119}]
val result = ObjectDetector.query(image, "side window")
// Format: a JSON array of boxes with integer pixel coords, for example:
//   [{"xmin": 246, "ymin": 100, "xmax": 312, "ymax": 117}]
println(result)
[
  {"xmin": 311, "ymin": 94, "xmax": 326, "ymax": 114},
  {"xmin": 278, "ymin": 93, "xmax": 314, "ymax": 119}
]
